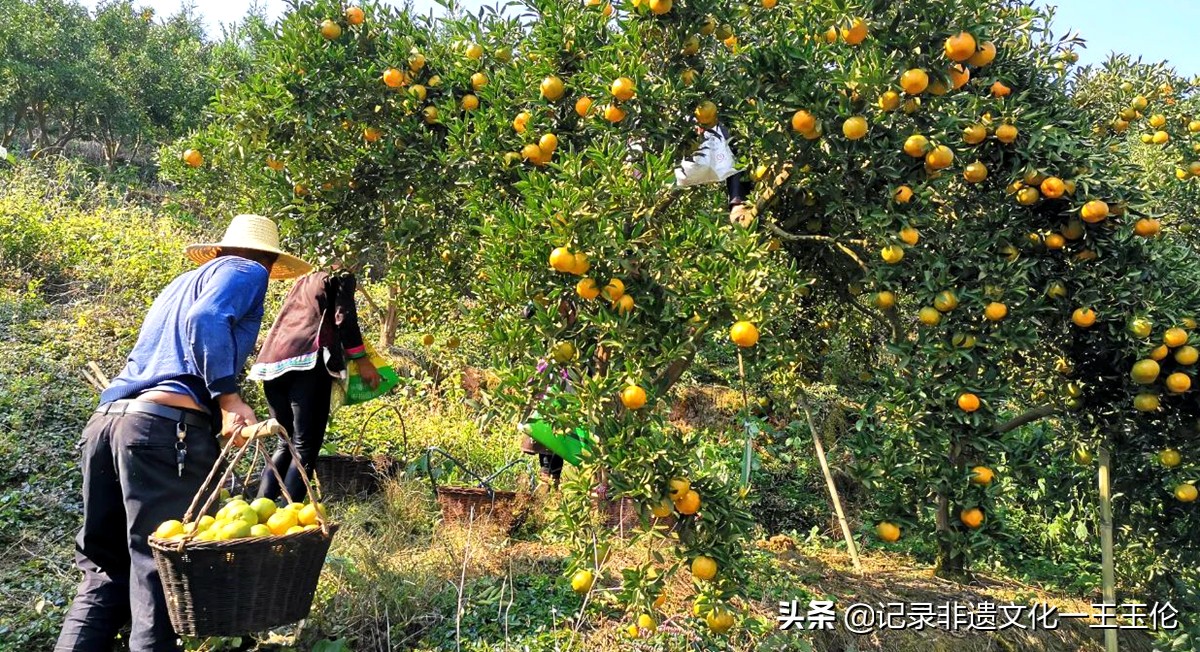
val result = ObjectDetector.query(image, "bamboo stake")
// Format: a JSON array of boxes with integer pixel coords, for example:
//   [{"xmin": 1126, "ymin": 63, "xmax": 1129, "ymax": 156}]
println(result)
[
  {"xmin": 1098, "ymin": 444, "xmax": 1118, "ymax": 652},
  {"xmin": 797, "ymin": 390, "xmax": 862, "ymax": 573},
  {"xmin": 737, "ymin": 350, "xmax": 754, "ymax": 486}
]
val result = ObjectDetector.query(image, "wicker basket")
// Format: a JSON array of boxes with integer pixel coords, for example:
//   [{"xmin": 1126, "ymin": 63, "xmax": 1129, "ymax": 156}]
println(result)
[
  {"xmin": 437, "ymin": 486, "xmax": 523, "ymax": 533},
  {"xmin": 149, "ymin": 420, "xmax": 338, "ymax": 637},
  {"xmin": 316, "ymin": 404, "xmax": 406, "ymax": 500},
  {"xmin": 151, "ymin": 525, "xmax": 339, "ymax": 636}
]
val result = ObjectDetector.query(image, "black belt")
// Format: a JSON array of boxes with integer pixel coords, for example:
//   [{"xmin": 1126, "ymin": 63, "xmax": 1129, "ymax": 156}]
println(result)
[{"xmin": 95, "ymin": 399, "xmax": 212, "ymax": 431}]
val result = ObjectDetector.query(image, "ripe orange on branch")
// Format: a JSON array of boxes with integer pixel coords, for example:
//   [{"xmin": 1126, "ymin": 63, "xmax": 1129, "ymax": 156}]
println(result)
[
  {"xmin": 960, "ymin": 507, "xmax": 985, "ymax": 528},
  {"xmin": 957, "ymin": 392, "xmax": 981, "ymax": 412},
  {"xmin": 621, "ymin": 385, "xmax": 648, "ymax": 409},
  {"xmin": 540, "ymin": 75, "xmax": 565, "ymax": 101},
  {"xmin": 1072, "ymin": 308, "xmax": 1096, "ymax": 328},
  {"xmin": 730, "ymin": 321, "xmax": 759, "ymax": 347},
  {"xmin": 691, "ymin": 555, "xmax": 717, "ymax": 580},
  {"xmin": 970, "ymin": 466, "xmax": 994, "ymax": 485},
  {"xmin": 611, "ymin": 77, "xmax": 636, "ymax": 101},
  {"xmin": 944, "ymin": 31, "xmax": 977, "ymax": 62},
  {"xmin": 876, "ymin": 522, "xmax": 901, "ymax": 542},
  {"xmin": 900, "ymin": 69, "xmax": 929, "ymax": 95}
]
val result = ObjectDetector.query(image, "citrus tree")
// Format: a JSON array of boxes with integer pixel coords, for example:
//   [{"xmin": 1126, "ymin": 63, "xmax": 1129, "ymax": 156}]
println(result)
[{"xmin": 160, "ymin": 0, "xmax": 500, "ymax": 344}]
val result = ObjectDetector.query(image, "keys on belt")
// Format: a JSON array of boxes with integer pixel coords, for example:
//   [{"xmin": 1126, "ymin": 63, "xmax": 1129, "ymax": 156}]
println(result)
[{"xmin": 96, "ymin": 399, "xmax": 213, "ymax": 477}]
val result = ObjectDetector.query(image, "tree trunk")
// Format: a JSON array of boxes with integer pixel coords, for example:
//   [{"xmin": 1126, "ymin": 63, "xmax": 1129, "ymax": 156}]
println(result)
[
  {"xmin": 934, "ymin": 439, "xmax": 970, "ymax": 581},
  {"xmin": 380, "ymin": 283, "xmax": 399, "ymax": 347},
  {"xmin": 1098, "ymin": 445, "xmax": 1119, "ymax": 652}
]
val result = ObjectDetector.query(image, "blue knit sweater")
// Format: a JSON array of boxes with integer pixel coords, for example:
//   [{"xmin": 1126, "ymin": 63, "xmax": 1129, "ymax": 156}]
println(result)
[{"xmin": 100, "ymin": 256, "xmax": 269, "ymax": 408}]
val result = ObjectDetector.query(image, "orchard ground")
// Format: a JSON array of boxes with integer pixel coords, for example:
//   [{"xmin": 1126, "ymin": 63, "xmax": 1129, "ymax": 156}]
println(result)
[{"xmin": 0, "ymin": 162, "xmax": 1168, "ymax": 651}]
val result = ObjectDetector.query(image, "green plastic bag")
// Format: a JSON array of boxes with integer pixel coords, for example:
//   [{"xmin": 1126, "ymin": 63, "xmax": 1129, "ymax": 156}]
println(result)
[
  {"xmin": 527, "ymin": 420, "xmax": 592, "ymax": 466},
  {"xmin": 344, "ymin": 342, "xmax": 400, "ymax": 405}
]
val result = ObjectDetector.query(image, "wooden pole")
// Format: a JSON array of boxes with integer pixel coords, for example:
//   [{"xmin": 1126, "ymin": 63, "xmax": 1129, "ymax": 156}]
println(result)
[
  {"xmin": 1098, "ymin": 444, "xmax": 1118, "ymax": 652},
  {"xmin": 737, "ymin": 351, "xmax": 753, "ymax": 486},
  {"xmin": 797, "ymin": 390, "xmax": 862, "ymax": 573}
]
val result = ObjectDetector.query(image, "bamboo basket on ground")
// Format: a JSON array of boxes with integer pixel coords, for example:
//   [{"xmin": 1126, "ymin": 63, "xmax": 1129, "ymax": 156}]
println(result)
[{"xmin": 314, "ymin": 404, "xmax": 406, "ymax": 500}]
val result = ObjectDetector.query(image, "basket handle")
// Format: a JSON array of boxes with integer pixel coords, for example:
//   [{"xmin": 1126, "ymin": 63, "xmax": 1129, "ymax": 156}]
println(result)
[
  {"xmin": 176, "ymin": 420, "xmax": 332, "ymax": 546},
  {"xmin": 355, "ymin": 403, "xmax": 409, "ymax": 462}
]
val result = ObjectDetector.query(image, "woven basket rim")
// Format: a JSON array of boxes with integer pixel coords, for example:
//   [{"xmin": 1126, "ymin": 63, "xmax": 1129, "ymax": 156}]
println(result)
[{"xmin": 148, "ymin": 522, "xmax": 340, "ymax": 552}]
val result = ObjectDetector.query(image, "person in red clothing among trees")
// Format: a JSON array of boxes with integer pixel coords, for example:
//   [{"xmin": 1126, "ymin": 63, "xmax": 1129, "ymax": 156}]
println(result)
[{"xmin": 250, "ymin": 266, "xmax": 382, "ymax": 502}]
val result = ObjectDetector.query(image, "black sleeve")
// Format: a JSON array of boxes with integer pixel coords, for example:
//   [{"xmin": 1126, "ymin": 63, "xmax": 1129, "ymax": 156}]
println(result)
[{"xmin": 334, "ymin": 273, "xmax": 367, "ymax": 360}]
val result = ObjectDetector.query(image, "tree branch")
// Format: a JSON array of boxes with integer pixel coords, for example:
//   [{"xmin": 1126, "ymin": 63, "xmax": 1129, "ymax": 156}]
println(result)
[{"xmin": 994, "ymin": 405, "xmax": 1058, "ymax": 435}]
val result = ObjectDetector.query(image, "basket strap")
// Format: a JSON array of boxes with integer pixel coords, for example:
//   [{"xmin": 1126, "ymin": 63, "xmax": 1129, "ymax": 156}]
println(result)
[
  {"xmin": 177, "ymin": 421, "xmax": 288, "ymax": 548},
  {"xmin": 355, "ymin": 403, "xmax": 408, "ymax": 460},
  {"xmin": 275, "ymin": 430, "xmax": 331, "ymax": 534}
]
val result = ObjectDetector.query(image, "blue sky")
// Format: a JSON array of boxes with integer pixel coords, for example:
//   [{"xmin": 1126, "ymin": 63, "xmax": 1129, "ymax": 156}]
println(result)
[{"xmin": 79, "ymin": 0, "xmax": 1200, "ymax": 77}]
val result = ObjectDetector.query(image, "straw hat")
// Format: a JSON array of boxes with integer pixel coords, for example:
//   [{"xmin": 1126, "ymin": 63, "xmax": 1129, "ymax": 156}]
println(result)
[{"xmin": 185, "ymin": 214, "xmax": 312, "ymax": 280}]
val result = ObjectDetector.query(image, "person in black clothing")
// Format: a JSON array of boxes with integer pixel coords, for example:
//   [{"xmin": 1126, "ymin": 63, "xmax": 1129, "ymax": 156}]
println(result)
[{"xmin": 249, "ymin": 269, "xmax": 381, "ymax": 502}]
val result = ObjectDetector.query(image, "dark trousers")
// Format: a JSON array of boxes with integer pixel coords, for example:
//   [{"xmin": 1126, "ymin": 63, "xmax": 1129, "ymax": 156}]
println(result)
[
  {"xmin": 56, "ymin": 410, "xmax": 218, "ymax": 652},
  {"xmin": 258, "ymin": 366, "xmax": 334, "ymax": 502}
]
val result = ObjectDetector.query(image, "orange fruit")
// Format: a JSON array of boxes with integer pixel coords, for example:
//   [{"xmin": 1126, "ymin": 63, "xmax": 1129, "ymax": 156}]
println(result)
[
  {"xmin": 1045, "ymin": 233, "xmax": 1065, "ymax": 250},
  {"xmin": 876, "ymin": 522, "xmax": 901, "ymax": 542},
  {"xmin": 899, "ymin": 226, "xmax": 920, "ymax": 246},
  {"xmin": 968, "ymin": 41, "xmax": 997, "ymax": 67},
  {"xmin": 408, "ymin": 84, "xmax": 427, "ymax": 101},
  {"xmin": 963, "ymin": 161, "xmax": 988, "ymax": 183},
  {"xmin": 984, "ymin": 302, "xmax": 1008, "ymax": 322},
  {"xmin": 650, "ymin": 498, "xmax": 674, "ymax": 519},
  {"xmin": 576, "ymin": 278, "xmax": 600, "ymax": 301},
  {"xmin": 667, "ymin": 477, "xmax": 690, "ymax": 499},
  {"xmin": 548, "ymin": 246, "xmax": 575, "ymax": 272},
  {"xmin": 675, "ymin": 489, "xmax": 701, "ymax": 515},
  {"xmin": 649, "ymin": 0, "xmax": 672, "ymax": 14},
  {"xmin": 971, "ymin": 466, "xmax": 994, "ymax": 485},
  {"xmin": 320, "ymin": 19, "xmax": 342, "ymax": 40},
  {"xmin": 512, "ymin": 111, "xmax": 530, "ymax": 133},
  {"xmin": 1080, "ymin": 200, "xmax": 1109, "ymax": 223},
  {"xmin": 918, "ymin": 306, "xmax": 942, "ymax": 326},
  {"xmin": 948, "ymin": 65, "xmax": 970, "ymax": 89},
  {"xmin": 957, "ymin": 392, "xmax": 981, "ymax": 412},
  {"xmin": 873, "ymin": 291, "xmax": 896, "ymax": 311},
  {"xmin": 616, "ymin": 294, "xmax": 635, "ymax": 314},
  {"xmin": 540, "ymin": 75, "xmax": 565, "ymax": 101},
  {"xmin": 265, "ymin": 156, "xmax": 284, "ymax": 172},
  {"xmin": 571, "ymin": 570, "xmax": 595, "ymax": 594},
  {"xmin": 900, "ymin": 69, "xmax": 929, "ymax": 95},
  {"xmin": 994, "ymin": 124, "xmax": 1018, "ymax": 144},
  {"xmin": 382, "ymin": 67, "xmax": 405, "ymax": 88},
  {"xmin": 903, "ymin": 134, "xmax": 929, "ymax": 157},
  {"xmin": 695, "ymin": 101, "xmax": 718, "ymax": 126},
  {"xmin": 842, "ymin": 115, "xmax": 868, "ymax": 140},
  {"xmin": 539, "ymin": 133, "xmax": 559, "ymax": 154},
  {"xmin": 1062, "ymin": 220, "xmax": 1085, "ymax": 240},
  {"xmin": 423, "ymin": 106, "xmax": 439, "ymax": 124},
  {"xmin": 880, "ymin": 245, "xmax": 905, "ymax": 264},
  {"xmin": 1175, "ymin": 483, "xmax": 1199, "ymax": 503},
  {"xmin": 925, "ymin": 145, "xmax": 954, "ymax": 170},
  {"xmin": 791, "ymin": 110, "xmax": 816, "ymax": 133},
  {"xmin": 461, "ymin": 94, "xmax": 480, "ymax": 111},
  {"xmin": 621, "ymin": 385, "xmax": 648, "ymax": 409},
  {"xmin": 1040, "ymin": 177, "xmax": 1065, "ymax": 198},
  {"xmin": 464, "ymin": 42, "xmax": 484, "ymax": 60},
  {"xmin": 182, "ymin": 149, "xmax": 203, "ymax": 168},
  {"xmin": 1072, "ymin": 308, "xmax": 1096, "ymax": 328},
  {"xmin": 470, "ymin": 72, "xmax": 488, "ymax": 91},
  {"xmin": 363, "ymin": 126, "xmax": 382, "ymax": 142},
  {"xmin": 1150, "ymin": 345, "xmax": 1169, "ymax": 361},
  {"xmin": 1133, "ymin": 218, "xmax": 1160, "ymax": 237},
  {"xmin": 569, "ymin": 251, "xmax": 589, "ymax": 275},
  {"xmin": 690, "ymin": 555, "xmax": 717, "ymax": 580},
  {"xmin": 1167, "ymin": 372, "xmax": 1192, "ymax": 394},
  {"xmin": 841, "ymin": 18, "xmax": 867, "ymax": 45},
  {"xmin": 575, "ymin": 96, "xmax": 593, "ymax": 117},
  {"xmin": 1165, "ymin": 327, "xmax": 1189, "ymax": 348},
  {"xmin": 730, "ymin": 321, "xmax": 759, "ymax": 347},
  {"xmin": 522, "ymin": 143, "xmax": 545, "ymax": 163},
  {"xmin": 894, "ymin": 185, "xmax": 914, "ymax": 203},
  {"xmin": 1134, "ymin": 392, "xmax": 1160, "ymax": 412},
  {"xmin": 990, "ymin": 81, "xmax": 1012, "ymax": 98},
  {"xmin": 603, "ymin": 104, "xmax": 626, "ymax": 123},
  {"xmin": 878, "ymin": 91, "xmax": 901, "ymax": 111},
  {"xmin": 345, "ymin": 6, "xmax": 364, "ymax": 25},
  {"xmin": 1175, "ymin": 345, "xmax": 1198, "ymax": 365},
  {"xmin": 1160, "ymin": 449, "xmax": 1182, "ymax": 468},
  {"xmin": 706, "ymin": 609, "xmax": 735, "ymax": 634},
  {"xmin": 960, "ymin": 507, "xmax": 984, "ymax": 528},
  {"xmin": 933, "ymin": 290, "xmax": 958, "ymax": 312},
  {"xmin": 1131, "ymin": 359, "xmax": 1161, "ymax": 385},
  {"xmin": 963, "ymin": 124, "xmax": 987, "ymax": 144},
  {"xmin": 602, "ymin": 278, "xmax": 625, "ymax": 302},
  {"xmin": 944, "ymin": 31, "xmax": 977, "ymax": 62},
  {"xmin": 611, "ymin": 76, "xmax": 636, "ymax": 101}
]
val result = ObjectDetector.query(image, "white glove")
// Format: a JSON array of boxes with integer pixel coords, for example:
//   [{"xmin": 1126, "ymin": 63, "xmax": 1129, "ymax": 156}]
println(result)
[{"xmin": 675, "ymin": 125, "xmax": 743, "ymax": 187}]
